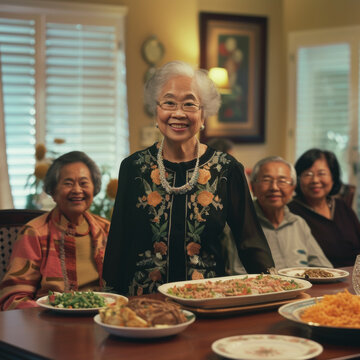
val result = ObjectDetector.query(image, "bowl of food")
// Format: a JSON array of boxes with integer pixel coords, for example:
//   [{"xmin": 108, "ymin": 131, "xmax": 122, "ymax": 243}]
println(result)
[
  {"xmin": 278, "ymin": 290, "xmax": 360, "ymax": 340},
  {"xmin": 94, "ymin": 297, "xmax": 195, "ymax": 338}
]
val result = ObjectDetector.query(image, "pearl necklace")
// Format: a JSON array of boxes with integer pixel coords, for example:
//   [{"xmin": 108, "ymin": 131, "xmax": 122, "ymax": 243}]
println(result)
[{"xmin": 157, "ymin": 137, "xmax": 200, "ymax": 195}]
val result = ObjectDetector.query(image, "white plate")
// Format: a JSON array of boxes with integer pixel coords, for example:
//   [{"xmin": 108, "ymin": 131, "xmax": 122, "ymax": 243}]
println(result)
[
  {"xmin": 211, "ymin": 334, "xmax": 323, "ymax": 360},
  {"xmin": 277, "ymin": 267, "xmax": 349, "ymax": 283},
  {"xmin": 36, "ymin": 292, "xmax": 126, "ymax": 314},
  {"xmin": 94, "ymin": 310, "xmax": 195, "ymax": 338},
  {"xmin": 158, "ymin": 274, "xmax": 312, "ymax": 309},
  {"xmin": 278, "ymin": 297, "xmax": 360, "ymax": 337}
]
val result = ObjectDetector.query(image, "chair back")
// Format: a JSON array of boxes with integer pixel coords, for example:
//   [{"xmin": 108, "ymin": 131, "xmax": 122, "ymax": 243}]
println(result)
[
  {"xmin": 0, "ymin": 209, "xmax": 46, "ymax": 280},
  {"xmin": 335, "ymin": 184, "xmax": 356, "ymax": 208}
]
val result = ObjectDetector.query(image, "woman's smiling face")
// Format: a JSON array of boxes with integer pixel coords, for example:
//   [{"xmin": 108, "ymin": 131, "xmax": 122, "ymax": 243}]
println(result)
[
  {"xmin": 299, "ymin": 157, "xmax": 334, "ymax": 202},
  {"xmin": 52, "ymin": 162, "xmax": 94, "ymax": 224},
  {"xmin": 156, "ymin": 75, "xmax": 204, "ymax": 144}
]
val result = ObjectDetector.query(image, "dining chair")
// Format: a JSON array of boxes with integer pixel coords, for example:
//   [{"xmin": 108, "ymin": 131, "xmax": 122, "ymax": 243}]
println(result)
[
  {"xmin": 335, "ymin": 183, "xmax": 356, "ymax": 208},
  {"xmin": 0, "ymin": 209, "xmax": 46, "ymax": 280}
]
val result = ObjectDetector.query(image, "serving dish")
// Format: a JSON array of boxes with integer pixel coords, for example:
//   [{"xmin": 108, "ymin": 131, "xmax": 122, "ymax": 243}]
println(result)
[
  {"xmin": 158, "ymin": 274, "xmax": 312, "ymax": 309},
  {"xmin": 278, "ymin": 297, "xmax": 360, "ymax": 338},
  {"xmin": 166, "ymin": 292, "xmax": 311, "ymax": 317},
  {"xmin": 94, "ymin": 310, "xmax": 195, "ymax": 338},
  {"xmin": 277, "ymin": 267, "xmax": 349, "ymax": 283},
  {"xmin": 211, "ymin": 334, "xmax": 323, "ymax": 360},
  {"xmin": 36, "ymin": 292, "xmax": 126, "ymax": 314}
]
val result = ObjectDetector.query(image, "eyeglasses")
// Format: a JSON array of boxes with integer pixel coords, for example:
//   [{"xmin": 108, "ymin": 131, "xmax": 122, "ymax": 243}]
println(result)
[
  {"xmin": 301, "ymin": 171, "xmax": 331, "ymax": 179},
  {"xmin": 256, "ymin": 177, "xmax": 293, "ymax": 188},
  {"xmin": 157, "ymin": 100, "xmax": 202, "ymax": 113}
]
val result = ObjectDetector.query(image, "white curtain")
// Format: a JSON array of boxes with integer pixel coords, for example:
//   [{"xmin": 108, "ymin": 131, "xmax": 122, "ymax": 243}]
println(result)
[{"xmin": 0, "ymin": 55, "xmax": 14, "ymax": 209}]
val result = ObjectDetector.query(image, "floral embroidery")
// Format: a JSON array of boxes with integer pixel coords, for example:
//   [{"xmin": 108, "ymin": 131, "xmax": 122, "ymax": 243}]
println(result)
[
  {"xmin": 197, "ymin": 168, "xmax": 211, "ymax": 184},
  {"xmin": 130, "ymin": 147, "xmax": 231, "ymax": 295},
  {"xmin": 150, "ymin": 168, "xmax": 161, "ymax": 185},
  {"xmin": 154, "ymin": 241, "xmax": 167, "ymax": 255},
  {"xmin": 137, "ymin": 287, "xmax": 143, "ymax": 296},
  {"xmin": 197, "ymin": 190, "xmax": 214, "ymax": 207},
  {"xmin": 191, "ymin": 270, "xmax": 204, "ymax": 280},
  {"xmin": 187, "ymin": 242, "xmax": 201, "ymax": 256},
  {"xmin": 149, "ymin": 269, "xmax": 162, "ymax": 282},
  {"xmin": 147, "ymin": 191, "xmax": 162, "ymax": 207}
]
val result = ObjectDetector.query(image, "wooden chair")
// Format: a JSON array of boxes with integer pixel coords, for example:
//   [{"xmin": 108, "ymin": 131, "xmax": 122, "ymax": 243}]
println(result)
[
  {"xmin": 335, "ymin": 183, "xmax": 356, "ymax": 208},
  {"xmin": 0, "ymin": 209, "xmax": 46, "ymax": 280}
]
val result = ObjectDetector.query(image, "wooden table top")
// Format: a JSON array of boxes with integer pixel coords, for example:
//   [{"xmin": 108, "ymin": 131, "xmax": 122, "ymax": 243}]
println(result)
[{"xmin": 0, "ymin": 267, "xmax": 359, "ymax": 360}]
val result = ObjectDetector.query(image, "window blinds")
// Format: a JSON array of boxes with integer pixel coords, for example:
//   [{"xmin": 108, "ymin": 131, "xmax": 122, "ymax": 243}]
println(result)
[
  {"xmin": 45, "ymin": 22, "xmax": 124, "ymax": 167},
  {"xmin": 0, "ymin": 3, "xmax": 128, "ymax": 209},
  {"xmin": 0, "ymin": 17, "xmax": 37, "ymax": 207},
  {"xmin": 295, "ymin": 44, "xmax": 350, "ymax": 181}
]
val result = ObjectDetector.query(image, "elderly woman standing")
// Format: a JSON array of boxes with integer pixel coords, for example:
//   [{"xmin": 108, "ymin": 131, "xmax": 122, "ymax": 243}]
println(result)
[
  {"xmin": 250, "ymin": 156, "xmax": 332, "ymax": 269},
  {"xmin": 103, "ymin": 61, "xmax": 274, "ymax": 296},
  {"xmin": 0, "ymin": 151, "xmax": 110, "ymax": 310},
  {"xmin": 288, "ymin": 148, "xmax": 360, "ymax": 267}
]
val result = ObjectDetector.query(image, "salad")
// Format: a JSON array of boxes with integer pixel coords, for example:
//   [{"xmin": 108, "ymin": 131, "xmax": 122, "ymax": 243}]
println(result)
[
  {"xmin": 47, "ymin": 291, "xmax": 107, "ymax": 309},
  {"xmin": 167, "ymin": 275, "xmax": 303, "ymax": 299}
]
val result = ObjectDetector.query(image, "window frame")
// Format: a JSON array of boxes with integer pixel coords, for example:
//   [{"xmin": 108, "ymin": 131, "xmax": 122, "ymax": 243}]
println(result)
[
  {"xmin": 0, "ymin": 0, "xmax": 128, "ymax": 208},
  {"xmin": 286, "ymin": 26, "xmax": 360, "ymax": 168}
]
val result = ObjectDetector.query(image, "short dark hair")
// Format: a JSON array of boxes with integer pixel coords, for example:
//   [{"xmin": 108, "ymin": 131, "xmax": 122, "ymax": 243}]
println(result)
[
  {"xmin": 44, "ymin": 151, "xmax": 102, "ymax": 196},
  {"xmin": 207, "ymin": 138, "xmax": 234, "ymax": 153},
  {"xmin": 294, "ymin": 148, "xmax": 342, "ymax": 197}
]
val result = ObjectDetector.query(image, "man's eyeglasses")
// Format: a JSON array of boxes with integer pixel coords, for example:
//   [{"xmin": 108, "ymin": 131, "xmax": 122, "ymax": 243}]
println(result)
[
  {"xmin": 301, "ymin": 171, "xmax": 330, "ymax": 179},
  {"xmin": 256, "ymin": 177, "xmax": 293, "ymax": 188},
  {"xmin": 157, "ymin": 100, "xmax": 202, "ymax": 113}
]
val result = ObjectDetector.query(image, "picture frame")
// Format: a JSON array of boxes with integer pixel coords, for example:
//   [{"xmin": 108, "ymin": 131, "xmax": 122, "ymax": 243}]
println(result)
[{"xmin": 200, "ymin": 12, "xmax": 267, "ymax": 143}]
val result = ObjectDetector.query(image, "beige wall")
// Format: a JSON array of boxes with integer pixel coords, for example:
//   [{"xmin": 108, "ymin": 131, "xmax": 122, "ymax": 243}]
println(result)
[
  {"xmin": 22, "ymin": 0, "xmax": 360, "ymax": 170},
  {"xmin": 283, "ymin": 0, "xmax": 360, "ymax": 32},
  {"xmin": 42, "ymin": 0, "xmax": 284, "ymax": 169},
  {"xmin": 198, "ymin": 0, "xmax": 284, "ymax": 168}
]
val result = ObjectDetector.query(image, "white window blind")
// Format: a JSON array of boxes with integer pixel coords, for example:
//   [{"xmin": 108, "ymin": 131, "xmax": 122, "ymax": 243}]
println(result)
[
  {"xmin": 0, "ymin": 1, "xmax": 129, "ymax": 209},
  {"xmin": 45, "ymin": 22, "xmax": 125, "ymax": 166},
  {"xmin": 0, "ymin": 17, "xmax": 37, "ymax": 207},
  {"xmin": 295, "ymin": 44, "xmax": 350, "ymax": 181}
]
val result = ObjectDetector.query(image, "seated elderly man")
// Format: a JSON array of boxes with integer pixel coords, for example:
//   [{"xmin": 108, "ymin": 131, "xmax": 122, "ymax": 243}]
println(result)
[{"xmin": 249, "ymin": 156, "xmax": 332, "ymax": 269}]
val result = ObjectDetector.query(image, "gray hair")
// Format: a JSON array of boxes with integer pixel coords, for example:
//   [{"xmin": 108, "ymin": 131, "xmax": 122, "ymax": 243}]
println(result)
[
  {"xmin": 250, "ymin": 156, "xmax": 297, "ymax": 186},
  {"xmin": 44, "ymin": 151, "xmax": 102, "ymax": 196},
  {"xmin": 144, "ymin": 60, "xmax": 221, "ymax": 119}
]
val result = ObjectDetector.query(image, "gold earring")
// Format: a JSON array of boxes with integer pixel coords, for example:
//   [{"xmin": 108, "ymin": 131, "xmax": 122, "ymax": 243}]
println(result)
[{"xmin": 200, "ymin": 124, "xmax": 205, "ymax": 131}]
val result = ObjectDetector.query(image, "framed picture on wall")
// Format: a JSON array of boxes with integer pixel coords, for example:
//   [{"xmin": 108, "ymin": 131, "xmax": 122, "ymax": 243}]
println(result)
[{"xmin": 200, "ymin": 12, "xmax": 267, "ymax": 143}]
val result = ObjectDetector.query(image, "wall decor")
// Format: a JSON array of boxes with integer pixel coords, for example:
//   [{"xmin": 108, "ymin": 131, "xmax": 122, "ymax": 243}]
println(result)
[
  {"xmin": 200, "ymin": 12, "xmax": 267, "ymax": 143},
  {"xmin": 141, "ymin": 35, "xmax": 165, "ymax": 83},
  {"xmin": 141, "ymin": 35, "xmax": 165, "ymax": 118}
]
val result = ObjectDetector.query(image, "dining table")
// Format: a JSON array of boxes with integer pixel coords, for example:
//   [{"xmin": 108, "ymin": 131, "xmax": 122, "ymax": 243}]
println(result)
[{"xmin": 0, "ymin": 266, "xmax": 359, "ymax": 360}]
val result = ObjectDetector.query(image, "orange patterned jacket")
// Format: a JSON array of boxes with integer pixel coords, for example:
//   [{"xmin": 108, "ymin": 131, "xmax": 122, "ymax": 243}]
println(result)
[{"xmin": 0, "ymin": 207, "xmax": 109, "ymax": 310}]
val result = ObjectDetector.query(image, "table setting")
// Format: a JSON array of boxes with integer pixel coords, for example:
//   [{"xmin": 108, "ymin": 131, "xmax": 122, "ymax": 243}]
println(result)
[{"xmin": 0, "ymin": 266, "xmax": 359, "ymax": 360}]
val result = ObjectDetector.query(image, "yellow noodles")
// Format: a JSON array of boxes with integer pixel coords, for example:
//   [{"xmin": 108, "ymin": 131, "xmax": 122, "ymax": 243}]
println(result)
[{"xmin": 301, "ymin": 290, "xmax": 360, "ymax": 328}]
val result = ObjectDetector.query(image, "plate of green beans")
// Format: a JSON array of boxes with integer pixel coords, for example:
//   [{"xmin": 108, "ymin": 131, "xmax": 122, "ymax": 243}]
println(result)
[{"xmin": 36, "ymin": 291, "xmax": 126, "ymax": 314}]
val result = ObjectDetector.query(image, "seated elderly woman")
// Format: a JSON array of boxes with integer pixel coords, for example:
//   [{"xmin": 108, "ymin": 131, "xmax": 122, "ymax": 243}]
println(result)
[
  {"xmin": 288, "ymin": 148, "xmax": 360, "ymax": 267},
  {"xmin": 0, "ymin": 151, "xmax": 110, "ymax": 310},
  {"xmin": 250, "ymin": 156, "xmax": 332, "ymax": 269}
]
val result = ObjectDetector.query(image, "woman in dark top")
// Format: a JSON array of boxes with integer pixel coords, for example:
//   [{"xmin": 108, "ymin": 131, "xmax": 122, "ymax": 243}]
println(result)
[
  {"xmin": 102, "ymin": 61, "xmax": 274, "ymax": 295},
  {"xmin": 288, "ymin": 148, "xmax": 360, "ymax": 267}
]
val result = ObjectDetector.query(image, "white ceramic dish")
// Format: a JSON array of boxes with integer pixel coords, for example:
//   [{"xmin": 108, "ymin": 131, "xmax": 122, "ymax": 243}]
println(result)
[
  {"xmin": 94, "ymin": 310, "xmax": 195, "ymax": 338},
  {"xmin": 278, "ymin": 297, "xmax": 360, "ymax": 338},
  {"xmin": 211, "ymin": 334, "xmax": 323, "ymax": 360},
  {"xmin": 158, "ymin": 274, "xmax": 312, "ymax": 309},
  {"xmin": 36, "ymin": 292, "xmax": 126, "ymax": 314},
  {"xmin": 277, "ymin": 267, "xmax": 349, "ymax": 283}
]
